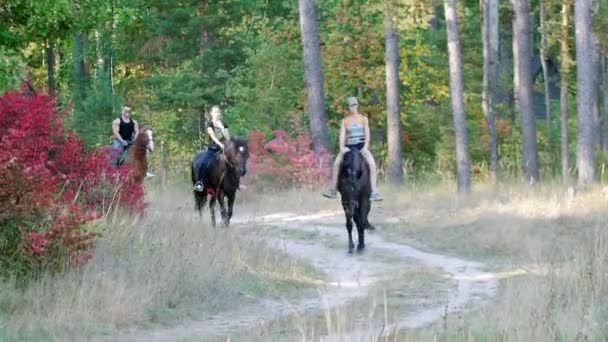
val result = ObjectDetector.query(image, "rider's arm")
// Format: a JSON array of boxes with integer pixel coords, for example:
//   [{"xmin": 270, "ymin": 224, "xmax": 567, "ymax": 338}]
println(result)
[
  {"xmin": 363, "ymin": 116, "xmax": 371, "ymax": 151},
  {"xmin": 207, "ymin": 126, "xmax": 224, "ymax": 148},
  {"xmin": 112, "ymin": 119, "xmax": 125, "ymax": 143},
  {"xmin": 133, "ymin": 120, "xmax": 140, "ymax": 139}
]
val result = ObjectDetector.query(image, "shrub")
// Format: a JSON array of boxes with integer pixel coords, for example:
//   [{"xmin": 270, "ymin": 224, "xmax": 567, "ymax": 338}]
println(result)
[
  {"xmin": 247, "ymin": 130, "xmax": 331, "ymax": 189},
  {"xmin": 0, "ymin": 86, "xmax": 145, "ymax": 280}
]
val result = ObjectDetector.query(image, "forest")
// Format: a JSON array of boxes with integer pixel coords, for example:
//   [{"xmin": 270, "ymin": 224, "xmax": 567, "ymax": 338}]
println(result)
[
  {"xmin": 2, "ymin": 0, "xmax": 607, "ymax": 188},
  {"xmin": 2, "ymin": 0, "xmax": 608, "ymax": 340}
]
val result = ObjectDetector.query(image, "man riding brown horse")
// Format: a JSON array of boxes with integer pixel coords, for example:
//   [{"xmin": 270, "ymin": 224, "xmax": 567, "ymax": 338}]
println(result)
[{"xmin": 111, "ymin": 105, "xmax": 154, "ymax": 179}]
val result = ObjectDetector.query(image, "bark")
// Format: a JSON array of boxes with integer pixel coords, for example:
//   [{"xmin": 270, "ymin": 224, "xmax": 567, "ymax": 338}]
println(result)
[
  {"xmin": 539, "ymin": 2, "xmax": 552, "ymax": 134},
  {"xmin": 602, "ymin": 57, "xmax": 608, "ymax": 153},
  {"xmin": 560, "ymin": 0, "xmax": 571, "ymax": 182},
  {"xmin": 512, "ymin": 3, "xmax": 520, "ymax": 113},
  {"xmin": 72, "ymin": 33, "xmax": 87, "ymax": 110},
  {"xmin": 514, "ymin": 0, "xmax": 540, "ymax": 183},
  {"xmin": 46, "ymin": 41, "xmax": 56, "ymax": 97},
  {"xmin": 482, "ymin": 0, "xmax": 499, "ymax": 185},
  {"xmin": 574, "ymin": 0, "xmax": 595, "ymax": 186},
  {"xmin": 385, "ymin": 0, "xmax": 404, "ymax": 184},
  {"xmin": 298, "ymin": 0, "xmax": 330, "ymax": 154},
  {"xmin": 444, "ymin": 0, "xmax": 472, "ymax": 193},
  {"xmin": 199, "ymin": 0, "xmax": 210, "ymax": 52}
]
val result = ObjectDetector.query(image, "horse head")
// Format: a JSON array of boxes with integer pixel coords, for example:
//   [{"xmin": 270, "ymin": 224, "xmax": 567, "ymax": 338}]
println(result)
[
  {"xmin": 136, "ymin": 128, "xmax": 154, "ymax": 153},
  {"xmin": 225, "ymin": 138, "xmax": 249, "ymax": 177},
  {"xmin": 341, "ymin": 150, "xmax": 364, "ymax": 185}
]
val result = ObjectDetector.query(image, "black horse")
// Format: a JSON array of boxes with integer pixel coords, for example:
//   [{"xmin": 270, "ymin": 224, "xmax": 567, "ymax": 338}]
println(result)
[
  {"xmin": 338, "ymin": 149, "xmax": 372, "ymax": 253},
  {"xmin": 191, "ymin": 138, "xmax": 249, "ymax": 227}
]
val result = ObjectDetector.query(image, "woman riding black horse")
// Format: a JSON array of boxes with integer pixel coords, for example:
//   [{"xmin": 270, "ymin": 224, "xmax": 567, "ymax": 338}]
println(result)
[{"xmin": 191, "ymin": 106, "xmax": 249, "ymax": 227}]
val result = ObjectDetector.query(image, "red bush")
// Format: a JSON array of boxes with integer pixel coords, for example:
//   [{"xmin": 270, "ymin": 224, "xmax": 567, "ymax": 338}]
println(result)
[
  {"xmin": 0, "ymin": 86, "xmax": 145, "ymax": 277},
  {"xmin": 246, "ymin": 130, "xmax": 331, "ymax": 188}
]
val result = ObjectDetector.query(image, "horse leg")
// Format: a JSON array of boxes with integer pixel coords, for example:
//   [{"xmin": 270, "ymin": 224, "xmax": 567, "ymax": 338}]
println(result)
[
  {"xmin": 217, "ymin": 191, "xmax": 229, "ymax": 227},
  {"xmin": 226, "ymin": 192, "xmax": 236, "ymax": 226},
  {"xmin": 343, "ymin": 204, "xmax": 355, "ymax": 253},
  {"xmin": 354, "ymin": 206, "xmax": 365, "ymax": 252},
  {"xmin": 209, "ymin": 196, "xmax": 217, "ymax": 228}
]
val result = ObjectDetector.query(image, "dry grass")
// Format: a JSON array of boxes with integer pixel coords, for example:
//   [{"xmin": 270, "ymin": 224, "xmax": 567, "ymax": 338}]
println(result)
[
  {"xmin": 3, "ymin": 182, "xmax": 608, "ymax": 341},
  {"xmin": 224, "ymin": 182, "xmax": 608, "ymax": 340},
  {"xmin": 0, "ymin": 190, "xmax": 318, "ymax": 341}
]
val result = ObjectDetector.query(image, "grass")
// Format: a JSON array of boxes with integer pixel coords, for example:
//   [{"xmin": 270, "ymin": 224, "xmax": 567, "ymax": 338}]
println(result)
[
  {"xmin": 3, "ymin": 182, "xmax": 608, "ymax": 340},
  {"xmin": 220, "ymin": 182, "xmax": 608, "ymax": 340},
  {"xmin": 0, "ymin": 190, "xmax": 320, "ymax": 341}
]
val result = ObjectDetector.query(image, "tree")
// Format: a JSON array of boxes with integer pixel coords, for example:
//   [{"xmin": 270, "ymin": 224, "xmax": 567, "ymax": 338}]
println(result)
[
  {"xmin": 444, "ymin": 0, "xmax": 471, "ymax": 193},
  {"xmin": 513, "ymin": 0, "xmax": 540, "ymax": 183},
  {"xmin": 385, "ymin": 0, "xmax": 403, "ymax": 184},
  {"xmin": 603, "ymin": 57, "xmax": 608, "ymax": 152},
  {"xmin": 574, "ymin": 0, "xmax": 595, "ymax": 186},
  {"xmin": 298, "ymin": 0, "xmax": 329, "ymax": 154},
  {"xmin": 539, "ymin": 0, "xmax": 551, "ymax": 134},
  {"xmin": 560, "ymin": 0, "xmax": 572, "ymax": 182},
  {"xmin": 482, "ymin": 0, "xmax": 499, "ymax": 185}
]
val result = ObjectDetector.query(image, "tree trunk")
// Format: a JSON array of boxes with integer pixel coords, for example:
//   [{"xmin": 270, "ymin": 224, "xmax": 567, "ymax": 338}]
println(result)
[
  {"xmin": 602, "ymin": 56, "xmax": 608, "ymax": 153},
  {"xmin": 198, "ymin": 0, "xmax": 209, "ymax": 52},
  {"xmin": 444, "ymin": 0, "xmax": 471, "ymax": 193},
  {"xmin": 72, "ymin": 33, "xmax": 87, "ymax": 110},
  {"xmin": 298, "ymin": 0, "xmax": 329, "ymax": 154},
  {"xmin": 591, "ymin": 0, "xmax": 600, "ymax": 148},
  {"xmin": 46, "ymin": 41, "xmax": 56, "ymax": 97},
  {"xmin": 560, "ymin": 0, "xmax": 571, "ymax": 183},
  {"xmin": 430, "ymin": 5, "xmax": 441, "ymax": 30},
  {"xmin": 482, "ymin": 0, "xmax": 499, "ymax": 185},
  {"xmin": 385, "ymin": 0, "xmax": 404, "ymax": 184},
  {"xmin": 574, "ymin": 0, "xmax": 595, "ymax": 187},
  {"xmin": 512, "ymin": 3, "xmax": 520, "ymax": 113},
  {"xmin": 539, "ymin": 1, "xmax": 552, "ymax": 134},
  {"xmin": 514, "ymin": 0, "xmax": 540, "ymax": 183}
]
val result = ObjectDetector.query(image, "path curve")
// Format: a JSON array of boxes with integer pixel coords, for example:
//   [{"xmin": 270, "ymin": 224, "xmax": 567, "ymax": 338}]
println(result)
[{"xmin": 110, "ymin": 210, "xmax": 497, "ymax": 341}]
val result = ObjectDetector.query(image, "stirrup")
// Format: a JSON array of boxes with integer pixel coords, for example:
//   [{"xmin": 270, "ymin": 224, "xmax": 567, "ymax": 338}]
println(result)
[{"xmin": 194, "ymin": 181, "xmax": 204, "ymax": 192}]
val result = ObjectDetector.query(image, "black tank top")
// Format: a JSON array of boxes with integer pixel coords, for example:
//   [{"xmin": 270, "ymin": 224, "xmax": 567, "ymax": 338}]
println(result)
[{"xmin": 118, "ymin": 117, "xmax": 135, "ymax": 141}]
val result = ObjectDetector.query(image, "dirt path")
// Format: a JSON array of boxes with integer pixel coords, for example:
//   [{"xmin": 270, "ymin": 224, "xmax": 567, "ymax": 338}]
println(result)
[{"xmin": 111, "ymin": 210, "xmax": 497, "ymax": 341}]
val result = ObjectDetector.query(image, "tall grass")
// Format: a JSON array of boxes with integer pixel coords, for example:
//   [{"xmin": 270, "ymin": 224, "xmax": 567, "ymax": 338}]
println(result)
[
  {"xmin": 0, "ymin": 192, "xmax": 316, "ymax": 341},
  {"xmin": 231, "ymin": 183, "xmax": 608, "ymax": 340}
]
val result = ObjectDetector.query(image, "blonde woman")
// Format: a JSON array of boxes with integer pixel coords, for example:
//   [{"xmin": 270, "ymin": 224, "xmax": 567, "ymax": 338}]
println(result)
[{"xmin": 193, "ymin": 106, "xmax": 230, "ymax": 191}]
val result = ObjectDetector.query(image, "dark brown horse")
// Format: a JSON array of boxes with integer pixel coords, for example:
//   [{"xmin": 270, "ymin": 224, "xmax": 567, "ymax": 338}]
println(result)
[
  {"xmin": 191, "ymin": 138, "xmax": 249, "ymax": 227},
  {"xmin": 103, "ymin": 129, "xmax": 154, "ymax": 184},
  {"xmin": 338, "ymin": 149, "xmax": 372, "ymax": 253}
]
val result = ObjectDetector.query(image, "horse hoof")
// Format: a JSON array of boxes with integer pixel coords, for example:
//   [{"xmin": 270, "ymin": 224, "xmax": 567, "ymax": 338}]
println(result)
[
  {"xmin": 366, "ymin": 224, "xmax": 376, "ymax": 231},
  {"xmin": 356, "ymin": 245, "xmax": 365, "ymax": 253}
]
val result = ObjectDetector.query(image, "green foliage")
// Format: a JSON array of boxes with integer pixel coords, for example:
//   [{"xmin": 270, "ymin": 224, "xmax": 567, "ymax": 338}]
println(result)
[
  {"xmin": 70, "ymin": 75, "xmax": 119, "ymax": 148},
  {"xmin": 0, "ymin": 48, "xmax": 26, "ymax": 92},
  {"xmin": 6, "ymin": 0, "xmax": 601, "ymax": 183}
]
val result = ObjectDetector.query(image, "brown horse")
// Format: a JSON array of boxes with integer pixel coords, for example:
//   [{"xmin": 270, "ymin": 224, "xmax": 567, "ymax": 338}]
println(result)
[{"xmin": 103, "ymin": 129, "xmax": 154, "ymax": 184}]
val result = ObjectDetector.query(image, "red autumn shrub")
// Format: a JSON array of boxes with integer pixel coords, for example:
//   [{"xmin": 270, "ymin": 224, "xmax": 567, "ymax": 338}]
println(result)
[
  {"xmin": 246, "ymin": 130, "xmax": 331, "ymax": 189},
  {"xmin": 0, "ymin": 86, "xmax": 145, "ymax": 279}
]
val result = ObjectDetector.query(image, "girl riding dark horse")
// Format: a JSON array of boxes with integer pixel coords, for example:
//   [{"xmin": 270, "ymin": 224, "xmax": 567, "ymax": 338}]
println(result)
[
  {"xmin": 339, "ymin": 148, "xmax": 372, "ymax": 253},
  {"xmin": 191, "ymin": 105, "xmax": 248, "ymax": 227},
  {"xmin": 191, "ymin": 138, "xmax": 249, "ymax": 227}
]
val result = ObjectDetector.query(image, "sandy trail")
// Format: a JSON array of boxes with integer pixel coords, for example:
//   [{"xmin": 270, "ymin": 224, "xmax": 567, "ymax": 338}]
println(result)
[{"xmin": 110, "ymin": 210, "xmax": 497, "ymax": 341}]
